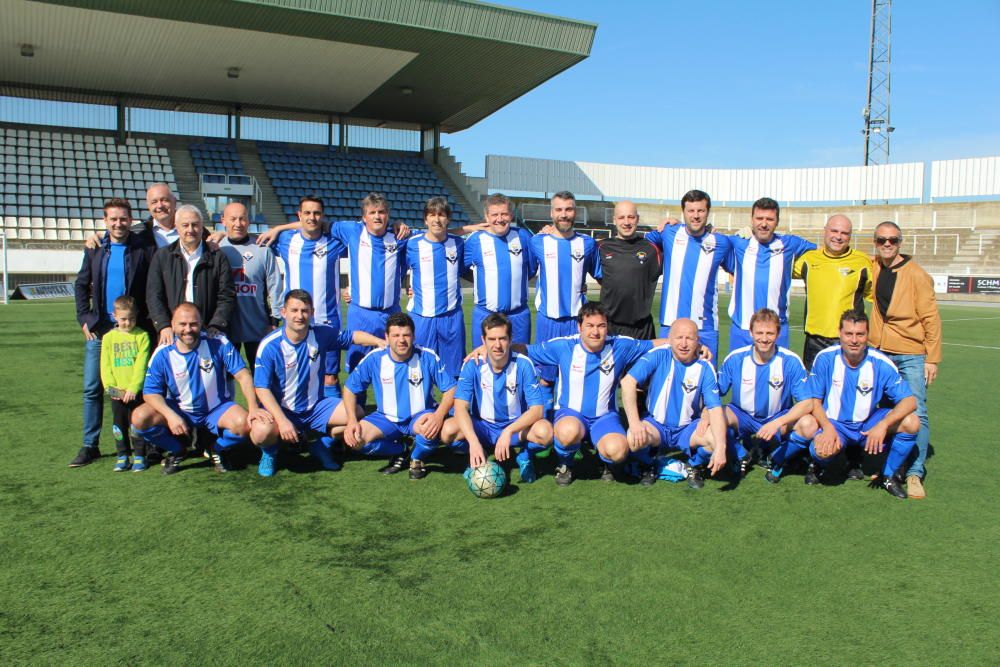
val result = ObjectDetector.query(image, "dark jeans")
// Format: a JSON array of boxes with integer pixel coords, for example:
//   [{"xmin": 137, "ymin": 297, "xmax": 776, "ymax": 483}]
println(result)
[
  {"xmin": 110, "ymin": 396, "xmax": 144, "ymax": 457},
  {"xmin": 803, "ymin": 333, "xmax": 838, "ymax": 370}
]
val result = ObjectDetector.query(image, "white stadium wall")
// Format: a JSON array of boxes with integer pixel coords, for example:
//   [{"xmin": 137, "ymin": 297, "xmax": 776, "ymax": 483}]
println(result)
[{"xmin": 931, "ymin": 157, "xmax": 1000, "ymax": 199}]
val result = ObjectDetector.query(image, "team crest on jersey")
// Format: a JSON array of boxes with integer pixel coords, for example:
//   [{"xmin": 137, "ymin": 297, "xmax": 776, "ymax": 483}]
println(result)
[
  {"xmin": 242, "ymin": 251, "xmax": 254, "ymax": 262},
  {"xmin": 408, "ymin": 369, "xmax": 423, "ymax": 386},
  {"xmin": 768, "ymin": 375, "xmax": 784, "ymax": 389},
  {"xmin": 199, "ymin": 358, "xmax": 214, "ymax": 373},
  {"xmin": 313, "ymin": 247, "xmax": 327, "ymax": 258},
  {"xmin": 769, "ymin": 247, "xmax": 785, "ymax": 256},
  {"xmin": 384, "ymin": 242, "xmax": 398, "ymax": 254},
  {"xmin": 308, "ymin": 346, "xmax": 319, "ymax": 362},
  {"xmin": 857, "ymin": 380, "xmax": 874, "ymax": 396},
  {"xmin": 599, "ymin": 357, "xmax": 615, "ymax": 375},
  {"xmin": 508, "ymin": 241, "xmax": 522, "ymax": 256},
  {"xmin": 635, "ymin": 250, "xmax": 648, "ymax": 264},
  {"xmin": 700, "ymin": 241, "xmax": 716, "ymax": 255},
  {"xmin": 681, "ymin": 378, "xmax": 698, "ymax": 393},
  {"xmin": 445, "ymin": 248, "xmax": 458, "ymax": 264},
  {"xmin": 571, "ymin": 250, "xmax": 585, "ymax": 263},
  {"xmin": 506, "ymin": 380, "xmax": 518, "ymax": 395}
]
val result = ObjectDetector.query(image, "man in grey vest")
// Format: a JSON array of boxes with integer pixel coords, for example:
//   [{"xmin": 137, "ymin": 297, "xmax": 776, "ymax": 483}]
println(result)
[{"xmin": 218, "ymin": 202, "xmax": 283, "ymax": 368}]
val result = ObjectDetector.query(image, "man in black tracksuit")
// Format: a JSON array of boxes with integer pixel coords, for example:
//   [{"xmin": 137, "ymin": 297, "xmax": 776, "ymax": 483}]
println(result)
[
  {"xmin": 596, "ymin": 201, "xmax": 662, "ymax": 338},
  {"xmin": 147, "ymin": 204, "xmax": 235, "ymax": 345}
]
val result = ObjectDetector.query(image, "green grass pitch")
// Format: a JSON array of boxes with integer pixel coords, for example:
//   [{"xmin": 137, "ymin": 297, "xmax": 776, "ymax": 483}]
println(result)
[{"xmin": 1, "ymin": 296, "xmax": 998, "ymax": 665}]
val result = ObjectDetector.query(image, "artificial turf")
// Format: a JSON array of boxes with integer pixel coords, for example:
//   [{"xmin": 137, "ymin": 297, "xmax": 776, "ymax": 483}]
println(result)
[{"xmin": 1, "ymin": 297, "xmax": 997, "ymax": 665}]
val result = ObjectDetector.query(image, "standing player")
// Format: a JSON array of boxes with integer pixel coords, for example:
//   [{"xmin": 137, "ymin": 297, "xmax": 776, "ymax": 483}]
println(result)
[
  {"xmin": 440, "ymin": 313, "xmax": 553, "ymax": 483},
  {"xmin": 463, "ymin": 193, "xmax": 537, "ymax": 345},
  {"xmin": 218, "ymin": 201, "xmax": 283, "ymax": 368},
  {"xmin": 796, "ymin": 310, "xmax": 919, "ymax": 498},
  {"xmin": 597, "ymin": 200, "xmax": 662, "ymax": 339},
  {"xmin": 645, "ymin": 190, "xmax": 732, "ymax": 361},
  {"xmin": 513, "ymin": 302, "xmax": 665, "ymax": 487},
  {"xmin": 529, "ymin": 191, "xmax": 602, "ymax": 387},
  {"xmin": 250, "ymin": 290, "xmax": 385, "ymax": 477},
  {"xmin": 270, "ymin": 196, "xmax": 348, "ymax": 396},
  {"xmin": 341, "ymin": 313, "xmax": 457, "ymax": 480},
  {"xmin": 404, "ymin": 197, "xmax": 466, "ymax": 378},
  {"xmin": 716, "ymin": 308, "xmax": 815, "ymax": 483},
  {"xmin": 620, "ymin": 319, "xmax": 728, "ymax": 489},
  {"xmin": 724, "ymin": 198, "xmax": 815, "ymax": 351},
  {"xmin": 131, "ymin": 303, "xmax": 271, "ymax": 474},
  {"xmin": 793, "ymin": 214, "xmax": 872, "ymax": 369}
]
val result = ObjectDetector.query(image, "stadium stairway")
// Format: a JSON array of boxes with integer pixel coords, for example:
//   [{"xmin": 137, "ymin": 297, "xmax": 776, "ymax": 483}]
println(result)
[
  {"xmin": 158, "ymin": 137, "xmax": 201, "ymax": 213},
  {"xmin": 235, "ymin": 141, "xmax": 284, "ymax": 225}
]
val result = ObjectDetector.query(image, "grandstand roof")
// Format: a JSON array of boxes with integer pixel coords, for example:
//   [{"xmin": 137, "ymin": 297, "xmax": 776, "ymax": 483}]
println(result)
[{"xmin": 0, "ymin": 0, "xmax": 596, "ymax": 132}]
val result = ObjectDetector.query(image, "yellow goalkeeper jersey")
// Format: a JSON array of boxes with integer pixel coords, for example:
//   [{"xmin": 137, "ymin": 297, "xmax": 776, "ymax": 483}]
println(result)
[{"xmin": 793, "ymin": 248, "xmax": 873, "ymax": 338}]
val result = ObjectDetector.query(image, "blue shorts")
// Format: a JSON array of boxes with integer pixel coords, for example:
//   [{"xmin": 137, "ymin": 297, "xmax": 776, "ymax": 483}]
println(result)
[
  {"xmin": 285, "ymin": 397, "xmax": 341, "ymax": 435},
  {"xmin": 462, "ymin": 417, "xmax": 522, "ymax": 451},
  {"xmin": 346, "ymin": 302, "xmax": 399, "ymax": 371},
  {"xmin": 412, "ymin": 307, "xmax": 465, "ymax": 379},
  {"xmin": 660, "ymin": 326, "xmax": 719, "ymax": 367},
  {"xmin": 471, "ymin": 305, "xmax": 531, "ymax": 346},
  {"xmin": 554, "ymin": 408, "xmax": 625, "ymax": 446},
  {"xmin": 165, "ymin": 400, "xmax": 236, "ymax": 435},
  {"xmin": 536, "ymin": 314, "xmax": 577, "ymax": 383},
  {"xmin": 316, "ymin": 313, "xmax": 342, "ymax": 376},
  {"xmin": 729, "ymin": 324, "xmax": 790, "ymax": 356},
  {"xmin": 819, "ymin": 408, "xmax": 891, "ymax": 448},
  {"xmin": 728, "ymin": 404, "xmax": 789, "ymax": 443},
  {"xmin": 363, "ymin": 408, "xmax": 436, "ymax": 441},
  {"xmin": 642, "ymin": 416, "xmax": 699, "ymax": 453}
]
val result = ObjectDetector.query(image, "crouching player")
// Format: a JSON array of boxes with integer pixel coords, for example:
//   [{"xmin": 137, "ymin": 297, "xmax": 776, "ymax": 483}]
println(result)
[
  {"xmin": 132, "ymin": 303, "xmax": 272, "ymax": 474},
  {"xmin": 341, "ymin": 312, "xmax": 456, "ymax": 480},
  {"xmin": 717, "ymin": 308, "xmax": 815, "ymax": 483},
  {"xmin": 250, "ymin": 290, "xmax": 385, "ymax": 477},
  {"xmin": 796, "ymin": 310, "xmax": 919, "ymax": 498},
  {"xmin": 621, "ymin": 318, "xmax": 728, "ymax": 489},
  {"xmin": 440, "ymin": 313, "xmax": 553, "ymax": 483}
]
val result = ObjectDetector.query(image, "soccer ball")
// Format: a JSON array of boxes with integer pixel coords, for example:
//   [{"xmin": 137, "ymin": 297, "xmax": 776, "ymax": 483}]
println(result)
[{"xmin": 466, "ymin": 462, "xmax": 507, "ymax": 499}]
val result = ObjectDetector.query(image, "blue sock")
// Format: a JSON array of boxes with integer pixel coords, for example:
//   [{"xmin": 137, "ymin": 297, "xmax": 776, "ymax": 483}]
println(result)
[
  {"xmin": 323, "ymin": 384, "xmax": 342, "ymax": 399},
  {"xmin": 411, "ymin": 435, "xmax": 438, "ymax": 461},
  {"xmin": 884, "ymin": 432, "xmax": 917, "ymax": 476},
  {"xmin": 728, "ymin": 428, "xmax": 748, "ymax": 459},
  {"xmin": 553, "ymin": 438, "xmax": 579, "ymax": 468},
  {"xmin": 262, "ymin": 445, "xmax": 279, "ymax": 457},
  {"xmin": 688, "ymin": 446, "xmax": 711, "ymax": 468},
  {"xmin": 318, "ymin": 435, "xmax": 338, "ymax": 451},
  {"xmin": 135, "ymin": 425, "xmax": 183, "ymax": 454},
  {"xmin": 449, "ymin": 439, "xmax": 469, "ymax": 455},
  {"xmin": 214, "ymin": 428, "xmax": 245, "ymax": 451},
  {"xmin": 771, "ymin": 432, "xmax": 809, "ymax": 469},
  {"xmin": 628, "ymin": 446, "xmax": 653, "ymax": 465},
  {"xmin": 360, "ymin": 438, "xmax": 405, "ymax": 457}
]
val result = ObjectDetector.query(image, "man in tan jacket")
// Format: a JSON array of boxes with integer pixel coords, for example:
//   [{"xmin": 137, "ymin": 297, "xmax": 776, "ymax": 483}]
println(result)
[{"xmin": 869, "ymin": 221, "xmax": 942, "ymax": 499}]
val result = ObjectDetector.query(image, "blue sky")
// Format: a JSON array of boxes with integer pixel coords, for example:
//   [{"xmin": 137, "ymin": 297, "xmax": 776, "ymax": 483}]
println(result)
[{"xmin": 445, "ymin": 0, "xmax": 1000, "ymax": 176}]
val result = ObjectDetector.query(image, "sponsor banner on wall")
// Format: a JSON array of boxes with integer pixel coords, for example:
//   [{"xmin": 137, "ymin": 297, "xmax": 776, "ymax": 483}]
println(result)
[{"xmin": 947, "ymin": 276, "xmax": 1000, "ymax": 295}]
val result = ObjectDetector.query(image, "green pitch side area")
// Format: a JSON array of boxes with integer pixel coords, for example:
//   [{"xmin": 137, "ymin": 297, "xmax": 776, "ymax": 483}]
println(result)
[{"xmin": 1, "ymin": 299, "xmax": 997, "ymax": 664}]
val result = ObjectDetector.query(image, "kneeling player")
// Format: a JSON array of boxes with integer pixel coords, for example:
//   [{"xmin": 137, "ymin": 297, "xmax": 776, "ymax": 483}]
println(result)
[
  {"xmin": 341, "ymin": 312, "xmax": 456, "ymax": 480},
  {"xmin": 717, "ymin": 308, "xmax": 815, "ymax": 482},
  {"xmin": 621, "ymin": 318, "xmax": 728, "ymax": 489},
  {"xmin": 440, "ymin": 313, "xmax": 552, "ymax": 483},
  {"xmin": 250, "ymin": 290, "xmax": 385, "ymax": 477},
  {"xmin": 132, "ymin": 303, "xmax": 272, "ymax": 474},
  {"xmin": 795, "ymin": 310, "xmax": 919, "ymax": 498}
]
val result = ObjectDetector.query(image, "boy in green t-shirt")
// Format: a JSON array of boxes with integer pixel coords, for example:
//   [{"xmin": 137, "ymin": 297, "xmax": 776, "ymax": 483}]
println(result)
[{"xmin": 100, "ymin": 296, "xmax": 152, "ymax": 471}]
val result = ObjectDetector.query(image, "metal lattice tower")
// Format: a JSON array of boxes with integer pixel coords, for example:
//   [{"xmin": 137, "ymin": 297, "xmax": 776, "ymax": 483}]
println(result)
[{"xmin": 862, "ymin": 0, "xmax": 893, "ymax": 166}]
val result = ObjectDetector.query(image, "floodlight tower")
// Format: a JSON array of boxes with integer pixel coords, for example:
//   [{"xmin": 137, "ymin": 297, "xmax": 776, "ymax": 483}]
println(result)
[{"xmin": 862, "ymin": 0, "xmax": 893, "ymax": 166}]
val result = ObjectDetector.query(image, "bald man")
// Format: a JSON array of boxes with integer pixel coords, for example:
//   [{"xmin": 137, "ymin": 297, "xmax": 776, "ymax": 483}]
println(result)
[
  {"xmin": 596, "ymin": 201, "xmax": 662, "ymax": 338},
  {"xmin": 218, "ymin": 202, "xmax": 283, "ymax": 367},
  {"xmin": 793, "ymin": 214, "xmax": 872, "ymax": 369}
]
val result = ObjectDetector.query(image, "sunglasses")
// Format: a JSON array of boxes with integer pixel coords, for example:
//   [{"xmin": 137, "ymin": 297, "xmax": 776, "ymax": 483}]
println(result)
[{"xmin": 875, "ymin": 236, "xmax": 901, "ymax": 246}]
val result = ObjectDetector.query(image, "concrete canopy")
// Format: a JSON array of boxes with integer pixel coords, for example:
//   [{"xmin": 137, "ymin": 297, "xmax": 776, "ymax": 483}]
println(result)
[{"xmin": 0, "ymin": 0, "xmax": 596, "ymax": 132}]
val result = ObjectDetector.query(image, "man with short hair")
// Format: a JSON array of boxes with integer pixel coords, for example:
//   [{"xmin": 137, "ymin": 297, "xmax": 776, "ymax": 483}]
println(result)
[
  {"xmin": 218, "ymin": 201, "xmax": 283, "ymax": 368},
  {"xmin": 645, "ymin": 190, "xmax": 732, "ymax": 360},
  {"xmin": 869, "ymin": 221, "xmax": 942, "ymax": 500},
  {"xmin": 250, "ymin": 290, "xmax": 384, "ymax": 477},
  {"xmin": 529, "ymin": 191, "xmax": 602, "ymax": 387},
  {"xmin": 131, "ymin": 303, "xmax": 271, "ymax": 474},
  {"xmin": 795, "ymin": 309, "xmax": 919, "ymax": 498},
  {"xmin": 596, "ymin": 200, "xmax": 662, "ymax": 339},
  {"xmin": 70, "ymin": 198, "xmax": 156, "ymax": 467},
  {"xmin": 724, "ymin": 197, "xmax": 816, "ymax": 352},
  {"xmin": 621, "ymin": 318, "xmax": 728, "ymax": 489},
  {"xmin": 403, "ymin": 197, "xmax": 466, "ymax": 378},
  {"xmin": 341, "ymin": 312, "xmax": 457, "ymax": 480},
  {"xmin": 463, "ymin": 193, "xmax": 537, "ymax": 345},
  {"xmin": 514, "ymin": 302, "xmax": 666, "ymax": 487},
  {"xmin": 793, "ymin": 214, "xmax": 872, "ymax": 369},
  {"xmin": 147, "ymin": 204, "xmax": 234, "ymax": 346},
  {"xmin": 716, "ymin": 308, "xmax": 815, "ymax": 483},
  {"xmin": 440, "ymin": 313, "xmax": 553, "ymax": 483},
  {"xmin": 142, "ymin": 183, "xmax": 180, "ymax": 249}
]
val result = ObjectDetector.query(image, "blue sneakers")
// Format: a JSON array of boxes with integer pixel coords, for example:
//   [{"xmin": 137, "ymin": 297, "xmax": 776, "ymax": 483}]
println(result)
[
  {"xmin": 131, "ymin": 456, "xmax": 147, "ymax": 473},
  {"xmin": 309, "ymin": 441, "xmax": 342, "ymax": 471},
  {"xmin": 258, "ymin": 449, "xmax": 277, "ymax": 477},
  {"xmin": 113, "ymin": 455, "xmax": 131, "ymax": 472},
  {"xmin": 517, "ymin": 457, "xmax": 537, "ymax": 484}
]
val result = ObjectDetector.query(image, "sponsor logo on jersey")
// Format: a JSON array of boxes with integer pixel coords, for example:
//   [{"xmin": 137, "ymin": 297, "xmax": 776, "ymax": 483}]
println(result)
[{"xmin": 235, "ymin": 283, "xmax": 258, "ymax": 295}]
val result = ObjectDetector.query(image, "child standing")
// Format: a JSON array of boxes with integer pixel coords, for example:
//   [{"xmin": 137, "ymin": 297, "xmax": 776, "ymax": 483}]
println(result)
[{"xmin": 100, "ymin": 296, "xmax": 152, "ymax": 471}]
